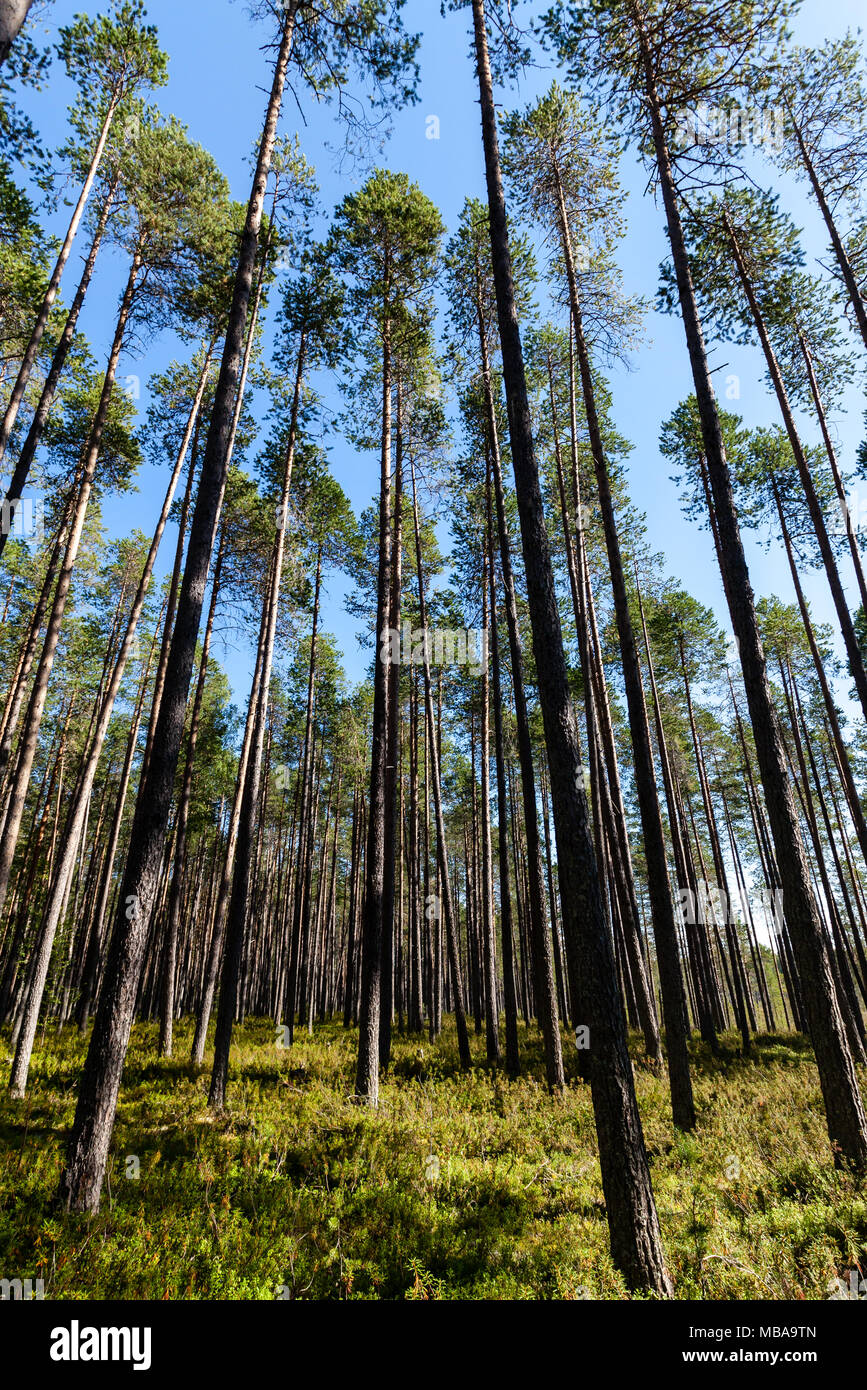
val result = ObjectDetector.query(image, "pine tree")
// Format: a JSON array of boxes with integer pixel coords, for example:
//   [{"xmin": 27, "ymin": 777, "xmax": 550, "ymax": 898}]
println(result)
[
  {"xmin": 455, "ymin": 0, "xmax": 672, "ymax": 1294},
  {"xmin": 544, "ymin": 0, "xmax": 867, "ymax": 1166}
]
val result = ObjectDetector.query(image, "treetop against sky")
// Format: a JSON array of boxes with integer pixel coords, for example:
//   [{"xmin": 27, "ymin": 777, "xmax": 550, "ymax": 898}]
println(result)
[
  {"xmin": 4, "ymin": 0, "xmax": 867, "ymax": 1298},
  {"xmin": 8, "ymin": 0, "xmax": 867, "ymax": 711}
]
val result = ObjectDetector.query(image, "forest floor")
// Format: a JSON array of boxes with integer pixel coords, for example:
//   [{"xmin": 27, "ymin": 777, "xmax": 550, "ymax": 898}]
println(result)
[{"xmin": 1, "ymin": 1020, "xmax": 865, "ymax": 1299}]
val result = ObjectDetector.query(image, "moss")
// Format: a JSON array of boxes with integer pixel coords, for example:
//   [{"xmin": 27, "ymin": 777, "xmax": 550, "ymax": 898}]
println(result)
[{"xmin": 0, "ymin": 1020, "xmax": 863, "ymax": 1300}]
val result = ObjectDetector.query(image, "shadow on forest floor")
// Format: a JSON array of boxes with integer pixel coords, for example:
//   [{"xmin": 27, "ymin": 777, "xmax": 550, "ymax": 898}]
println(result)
[{"xmin": 0, "ymin": 1018, "xmax": 863, "ymax": 1300}]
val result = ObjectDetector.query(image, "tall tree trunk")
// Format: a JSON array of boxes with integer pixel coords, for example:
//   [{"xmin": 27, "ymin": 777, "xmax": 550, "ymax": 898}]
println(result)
[
  {"xmin": 556, "ymin": 181, "xmax": 691, "ymax": 1112},
  {"xmin": 478, "ymin": 514, "xmax": 500, "ymax": 1063},
  {"xmin": 0, "ymin": 0, "xmax": 32, "ymax": 66},
  {"xmin": 798, "ymin": 332, "xmax": 867, "ymax": 618},
  {"xmin": 635, "ymin": 5, "xmax": 867, "ymax": 1168},
  {"xmin": 285, "ymin": 561, "xmax": 321, "ymax": 1042},
  {"xmin": 58, "ymin": 8, "xmax": 299, "ymax": 1213},
  {"xmin": 408, "ymin": 451, "xmax": 471, "ymax": 1068},
  {"xmin": 723, "ymin": 213, "xmax": 867, "ymax": 723},
  {"xmin": 0, "ymin": 89, "xmax": 120, "ymax": 471},
  {"xmin": 355, "ymin": 286, "xmax": 394, "ymax": 1104},
  {"xmin": 158, "ymin": 541, "xmax": 223, "ymax": 1059},
  {"xmin": 768, "ymin": 472, "xmax": 867, "ymax": 869},
  {"xmin": 0, "ymin": 173, "xmax": 121, "ymax": 560},
  {"xmin": 380, "ymin": 384, "xmax": 403, "ymax": 1069},
  {"xmin": 487, "ymin": 464, "xmax": 520, "ymax": 1074},
  {"xmin": 473, "ymin": 259, "xmax": 563, "ymax": 1089},
  {"xmin": 471, "ymin": 0, "xmax": 671, "ymax": 1293},
  {"xmin": 210, "ymin": 332, "xmax": 305, "ymax": 1108},
  {"xmin": 789, "ymin": 115, "xmax": 867, "ymax": 352},
  {"xmin": 0, "ymin": 478, "xmax": 80, "ymax": 788},
  {"xmin": 678, "ymin": 636, "xmax": 750, "ymax": 1055},
  {"xmin": 8, "ymin": 373, "xmax": 196, "ymax": 1096},
  {"xmin": 0, "ymin": 252, "xmax": 142, "ymax": 919},
  {"xmin": 190, "ymin": 598, "xmax": 268, "ymax": 1066},
  {"xmin": 75, "ymin": 610, "xmax": 163, "ymax": 1034}
]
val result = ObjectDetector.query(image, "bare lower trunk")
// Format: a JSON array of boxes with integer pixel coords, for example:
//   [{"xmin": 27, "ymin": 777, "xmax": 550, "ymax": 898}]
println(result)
[
  {"xmin": 471, "ymin": 0, "xmax": 671, "ymax": 1294},
  {"xmin": 487, "ymin": 466, "xmax": 520, "ymax": 1074},
  {"xmin": 355, "ymin": 328, "xmax": 393, "ymax": 1105},
  {"xmin": 0, "ymin": 254, "xmax": 141, "ymax": 920},
  {"xmin": 159, "ymin": 542, "xmax": 222, "ymax": 1059},
  {"xmin": 9, "ymin": 361, "xmax": 198, "ymax": 1096},
  {"xmin": 637, "ymin": 13, "xmax": 867, "ymax": 1168},
  {"xmin": 58, "ymin": 10, "xmax": 299, "ymax": 1213},
  {"xmin": 479, "ymin": 519, "xmax": 499, "ymax": 1064},
  {"xmin": 409, "ymin": 453, "xmax": 471, "ymax": 1068},
  {"xmin": 210, "ymin": 338, "xmax": 304, "ymax": 1106},
  {"xmin": 0, "ymin": 174, "xmax": 119, "ymax": 562},
  {"xmin": 556, "ymin": 191, "xmax": 691, "ymax": 1118},
  {"xmin": 475, "ymin": 263, "xmax": 563, "ymax": 1089},
  {"xmin": 0, "ymin": 89, "xmax": 119, "ymax": 471}
]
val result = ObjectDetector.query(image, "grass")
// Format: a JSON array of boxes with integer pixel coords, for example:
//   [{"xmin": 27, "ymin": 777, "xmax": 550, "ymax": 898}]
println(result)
[{"xmin": 0, "ymin": 1018, "xmax": 865, "ymax": 1299}]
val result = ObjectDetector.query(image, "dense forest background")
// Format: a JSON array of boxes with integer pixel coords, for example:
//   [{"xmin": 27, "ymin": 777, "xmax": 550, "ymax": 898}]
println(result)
[{"xmin": 1, "ymin": 0, "xmax": 867, "ymax": 1302}]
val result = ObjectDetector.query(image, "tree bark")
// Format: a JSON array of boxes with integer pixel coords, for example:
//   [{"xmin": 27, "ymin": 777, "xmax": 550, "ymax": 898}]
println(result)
[
  {"xmin": 0, "ymin": 172, "xmax": 120, "ymax": 561},
  {"xmin": 9, "ymin": 362, "xmax": 199, "ymax": 1095},
  {"xmin": 635, "ymin": 5, "xmax": 867, "ymax": 1168},
  {"xmin": 471, "ymin": 0, "xmax": 671, "ymax": 1293},
  {"xmin": 354, "ymin": 308, "xmax": 393, "ymax": 1104},
  {"xmin": 790, "ymin": 116, "xmax": 867, "ymax": 352},
  {"xmin": 0, "ymin": 252, "xmax": 142, "ymax": 919},
  {"xmin": 487, "ymin": 463, "xmax": 520, "ymax": 1074},
  {"xmin": 0, "ymin": 89, "xmax": 120, "ymax": 471},
  {"xmin": 209, "ymin": 333, "xmax": 305, "ymax": 1107},
  {"xmin": 474, "ymin": 259, "xmax": 563, "ymax": 1089},
  {"xmin": 58, "ymin": 8, "xmax": 299, "ymax": 1212},
  {"xmin": 556, "ymin": 184, "xmax": 692, "ymax": 1111},
  {"xmin": 724, "ymin": 214, "xmax": 867, "ymax": 724},
  {"xmin": 408, "ymin": 451, "xmax": 471, "ymax": 1069}
]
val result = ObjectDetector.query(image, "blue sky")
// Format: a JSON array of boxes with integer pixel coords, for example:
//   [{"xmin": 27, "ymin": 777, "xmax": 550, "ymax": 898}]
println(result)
[{"xmin": 13, "ymin": 0, "xmax": 867, "ymax": 726}]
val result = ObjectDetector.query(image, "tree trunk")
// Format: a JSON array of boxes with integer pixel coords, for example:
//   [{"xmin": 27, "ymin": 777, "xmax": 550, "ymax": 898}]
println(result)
[
  {"xmin": 790, "ymin": 116, "xmax": 867, "ymax": 352},
  {"xmin": 799, "ymin": 332, "xmax": 867, "ymax": 618},
  {"xmin": 408, "ymin": 451, "xmax": 471, "ymax": 1068},
  {"xmin": 769, "ymin": 472, "xmax": 867, "ymax": 869},
  {"xmin": 636, "ymin": 9, "xmax": 867, "ymax": 1168},
  {"xmin": 0, "ymin": 0, "xmax": 31, "ymax": 65},
  {"xmin": 0, "ymin": 252, "xmax": 142, "ymax": 919},
  {"xmin": 471, "ymin": 0, "xmax": 671, "ymax": 1293},
  {"xmin": 0, "ymin": 90, "xmax": 120, "ymax": 471},
  {"xmin": 473, "ymin": 261, "xmax": 563, "ymax": 1089},
  {"xmin": 556, "ymin": 183, "xmax": 691, "ymax": 1109},
  {"xmin": 0, "ymin": 172, "xmax": 121, "ymax": 561},
  {"xmin": 487, "ymin": 463, "xmax": 520, "ymax": 1074},
  {"xmin": 379, "ymin": 383, "xmax": 403, "ymax": 1069},
  {"xmin": 75, "ymin": 611, "xmax": 163, "ymax": 1034},
  {"xmin": 210, "ymin": 333, "xmax": 305, "ymax": 1107},
  {"xmin": 159, "ymin": 541, "xmax": 222, "ymax": 1059},
  {"xmin": 58, "ymin": 8, "xmax": 299, "ymax": 1213},
  {"xmin": 479, "ymin": 502, "xmax": 500, "ymax": 1063},
  {"xmin": 190, "ymin": 597, "xmax": 268, "ymax": 1066},
  {"xmin": 724, "ymin": 214, "xmax": 867, "ymax": 724},
  {"xmin": 9, "ymin": 367, "xmax": 197, "ymax": 1096}
]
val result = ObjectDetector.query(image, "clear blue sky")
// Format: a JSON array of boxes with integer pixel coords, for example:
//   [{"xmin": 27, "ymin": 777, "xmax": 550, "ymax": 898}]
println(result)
[{"xmin": 14, "ymin": 0, "xmax": 867, "ymax": 726}]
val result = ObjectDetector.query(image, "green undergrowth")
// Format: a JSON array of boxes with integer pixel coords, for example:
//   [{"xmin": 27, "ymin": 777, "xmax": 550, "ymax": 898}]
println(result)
[{"xmin": 0, "ymin": 1019, "xmax": 864, "ymax": 1299}]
